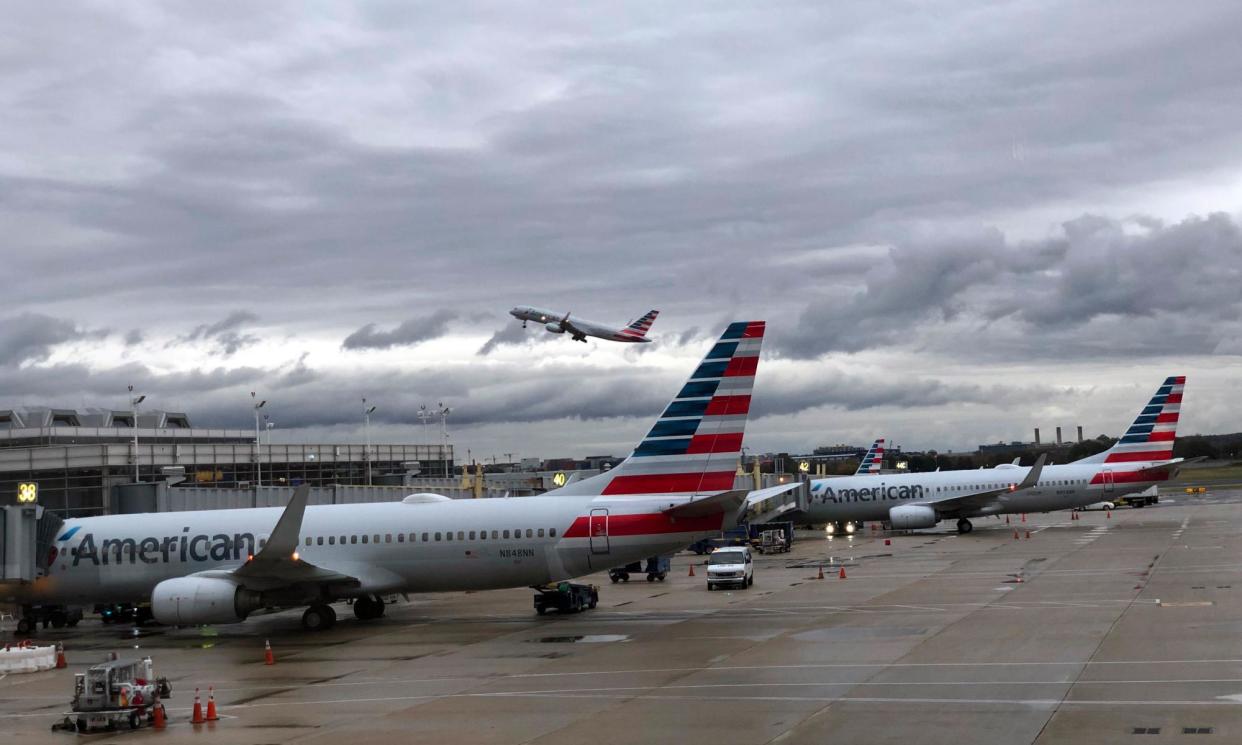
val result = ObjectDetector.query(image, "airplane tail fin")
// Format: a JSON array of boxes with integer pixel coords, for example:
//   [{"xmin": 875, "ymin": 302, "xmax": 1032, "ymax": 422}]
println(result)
[
  {"xmin": 618, "ymin": 310, "xmax": 659, "ymax": 340},
  {"xmin": 1074, "ymin": 376, "xmax": 1185, "ymax": 465},
  {"xmin": 548, "ymin": 321, "xmax": 764, "ymax": 496},
  {"xmin": 855, "ymin": 438, "xmax": 885, "ymax": 475}
]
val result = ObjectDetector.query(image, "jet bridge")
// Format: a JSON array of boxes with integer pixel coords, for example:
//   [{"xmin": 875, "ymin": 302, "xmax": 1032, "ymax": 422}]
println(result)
[
  {"xmin": 745, "ymin": 478, "xmax": 810, "ymax": 526},
  {"xmin": 1, "ymin": 504, "xmax": 61, "ymax": 586}
]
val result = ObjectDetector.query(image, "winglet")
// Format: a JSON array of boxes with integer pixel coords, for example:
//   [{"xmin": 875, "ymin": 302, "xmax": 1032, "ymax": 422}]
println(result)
[
  {"xmin": 1013, "ymin": 454, "xmax": 1047, "ymax": 492},
  {"xmin": 255, "ymin": 484, "xmax": 311, "ymax": 560}
]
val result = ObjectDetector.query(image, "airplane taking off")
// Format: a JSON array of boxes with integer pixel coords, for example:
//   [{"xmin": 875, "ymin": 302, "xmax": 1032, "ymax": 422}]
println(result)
[
  {"xmin": 855, "ymin": 438, "xmax": 885, "ymax": 475},
  {"xmin": 509, "ymin": 305, "xmax": 659, "ymax": 343},
  {"xmin": 807, "ymin": 377, "xmax": 1188, "ymax": 535},
  {"xmin": 10, "ymin": 322, "xmax": 767, "ymax": 632}
]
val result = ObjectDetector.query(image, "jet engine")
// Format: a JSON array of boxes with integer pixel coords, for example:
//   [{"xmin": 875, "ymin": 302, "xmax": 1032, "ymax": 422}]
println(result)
[
  {"xmin": 151, "ymin": 576, "xmax": 263, "ymax": 625},
  {"xmin": 545, "ymin": 322, "xmax": 564, "ymax": 334},
  {"xmin": 888, "ymin": 504, "xmax": 938, "ymax": 530}
]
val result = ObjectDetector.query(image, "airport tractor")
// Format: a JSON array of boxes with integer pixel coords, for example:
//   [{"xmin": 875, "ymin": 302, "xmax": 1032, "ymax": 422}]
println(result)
[{"xmin": 52, "ymin": 656, "xmax": 172, "ymax": 733}]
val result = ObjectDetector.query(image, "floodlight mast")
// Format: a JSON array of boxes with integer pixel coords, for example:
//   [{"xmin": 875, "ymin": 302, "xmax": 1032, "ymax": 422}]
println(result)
[
  {"xmin": 128, "ymin": 385, "xmax": 145, "ymax": 483},
  {"xmin": 363, "ymin": 398, "xmax": 378, "ymax": 486},
  {"xmin": 251, "ymin": 392, "xmax": 266, "ymax": 486}
]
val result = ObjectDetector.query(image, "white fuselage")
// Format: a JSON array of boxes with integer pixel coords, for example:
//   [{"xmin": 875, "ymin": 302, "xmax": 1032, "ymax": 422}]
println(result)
[
  {"xmin": 15, "ymin": 494, "xmax": 724, "ymax": 606},
  {"xmin": 807, "ymin": 461, "xmax": 1168, "ymax": 524},
  {"xmin": 509, "ymin": 306, "xmax": 649, "ymax": 343}
]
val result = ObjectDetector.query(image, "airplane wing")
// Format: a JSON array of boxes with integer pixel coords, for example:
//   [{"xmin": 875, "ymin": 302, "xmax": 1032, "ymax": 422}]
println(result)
[
  {"xmin": 192, "ymin": 485, "xmax": 365, "ymax": 592},
  {"xmin": 662, "ymin": 482, "xmax": 804, "ymax": 520},
  {"xmin": 662, "ymin": 489, "xmax": 750, "ymax": 519},
  {"xmin": 917, "ymin": 454, "xmax": 1047, "ymax": 516},
  {"xmin": 557, "ymin": 312, "xmax": 588, "ymax": 340}
]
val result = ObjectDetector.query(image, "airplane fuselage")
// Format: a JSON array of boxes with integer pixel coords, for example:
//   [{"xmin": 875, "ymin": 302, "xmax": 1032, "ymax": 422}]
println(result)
[
  {"xmin": 509, "ymin": 306, "xmax": 652, "ymax": 343},
  {"xmin": 806, "ymin": 461, "xmax": 1170, "ymax": 524},
  {"xmin": 15, "ymin": 494, "xmax": 722, "ymax": 606}
]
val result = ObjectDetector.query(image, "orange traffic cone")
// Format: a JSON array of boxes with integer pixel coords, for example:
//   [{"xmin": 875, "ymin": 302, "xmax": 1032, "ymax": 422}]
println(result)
[
  {"xmin": 152, "ymin": 704, "xmax": 166, "ymax": 729},
  {"xmin": 688, "ymin": 563, "xmax": 695, "ymax": 577},
  {"xmin": 55, "ymin": 642, "xmax": 67, "ymax": 669},
  {"xmin": 1025, "ymin": 530, "xmax": 1031, "ymax": 540},
  {"xmin": 264, "ymin": 639, "xmax": 275, "ymax": 666},
  {"xmin": 191, "ymin": 688, "xmax": 204, "ymax": 725},
  {"xmin": 1013, "ymin": 530, "xmax": 1019, "ymax": 540},
  {"xmin": 884, "ymin": 538, "xmax": 891, "ymax": 546},
  {"xmin": 1005, "ymin": 515, "xmax": 1010, "ymax": 525},
  {"xmin": 817, "ymin": 565, "xmax": 825, "ymax": 580},
  {"xmin": 1106, "ymin": 510, "xmax": 1112, "ymax": 519},
  {"xmin": 838, "ymin": 567, "xmax": 847, "ymax": 580},
  {"xmin": 1021, "ymin": 513, "xmax": 1026, "ymax": 523},
  {"xmin": 206, "ymin": 686, "xmax": 219, "ymax": 721}
]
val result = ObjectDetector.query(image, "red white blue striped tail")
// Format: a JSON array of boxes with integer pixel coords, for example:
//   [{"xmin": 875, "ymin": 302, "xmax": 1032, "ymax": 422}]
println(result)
[
  {"xmin": 549, "ymin": 321, "xmax": 764, "ymax": 496},
  {"xmin": 855, "ymin": 438, "xmax": 885, "ymax": 475},
  {"xmin": 1075, "ymin": 376, "xmax": 1184, "ymax": 465},
  {"xmin": 617, "ymin": 310, "xmax": 659, "ymax": 340}
]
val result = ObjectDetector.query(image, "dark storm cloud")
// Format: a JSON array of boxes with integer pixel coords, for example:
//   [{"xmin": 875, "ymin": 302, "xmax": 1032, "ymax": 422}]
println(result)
[
  {"xmin": 171, "ymin": 311, "xmax": 260, "ymax": 356},
  {"xmin": 478, "ymin": 322, "xmax": 539, "ymax": 356},
  {"xmin": 777, "ymin": 212, "xmax": 1242, "ymax": 359},
  {"xmin": 0, "ymin": 313, "xmax": 90, "ymax": 366},
  {"xmin": 4, "ymin": 3, "xmax": 1242, "ymax": 451},
  {"xmin": 342, "ymin": 310, "xmax": 458, "ymax": 350}
]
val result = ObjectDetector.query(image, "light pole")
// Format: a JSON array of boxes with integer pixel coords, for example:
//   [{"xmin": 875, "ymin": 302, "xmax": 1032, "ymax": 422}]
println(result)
[
  {"xmin": 251, "ymin": 392, "xmax": 266, "ymax": 487},
  {"xmin": 128, "ymin": 385, "xmax": 145, "ymax": 483},
  {"xmin": 265, "ymin": 419, "xmax": 274, "ymax": 446},
  {"xmin": 437, "ymin": 403, "xmax": 452, "ymax": 477},
  {"xmin": 363, "ymin": 398, "xmax": 377, "ymax": 486},
  {"xmin": 417, "ymin": 404, "xmax": 432, "ymax": 443}
]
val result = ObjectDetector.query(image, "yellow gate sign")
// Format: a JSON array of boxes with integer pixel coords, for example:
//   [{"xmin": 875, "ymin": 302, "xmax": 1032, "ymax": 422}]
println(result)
[
  {"xmin": 17, "ymin": 482, "xmax": 38, "ymax": 504},
  {"xmin": 552, "ymin": 472, "xmax": 568, "ymax": 487},
  {"xmin": 798, "ymin": 461, "xmax": 810, "ymax": 473}
]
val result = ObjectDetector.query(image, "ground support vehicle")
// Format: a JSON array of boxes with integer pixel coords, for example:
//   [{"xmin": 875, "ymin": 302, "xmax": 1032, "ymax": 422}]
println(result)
[
  {"xmin": 52, "ymin": 657, "xmax": 171, "ymax": 733},
  {"xmin": 608, "ymin": 562, "xmax": 644, "ymax": 583},
  {"xmin": 533, "ymin": 582, "xmax": 599, "ymax": 614}
]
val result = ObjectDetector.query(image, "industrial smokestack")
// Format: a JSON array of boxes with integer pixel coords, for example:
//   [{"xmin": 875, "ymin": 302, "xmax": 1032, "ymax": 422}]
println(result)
[
  {"xmin": 1056, "ymin": 426, "xmax": 1063, "ymax": 445},
  {"xmin": 1077, "ymin": 425, "xmax": 1083, "ymax": 442},
  {"xmin": 1034, "ymin": 427, "xmax": 1041, "ymax": 445}
]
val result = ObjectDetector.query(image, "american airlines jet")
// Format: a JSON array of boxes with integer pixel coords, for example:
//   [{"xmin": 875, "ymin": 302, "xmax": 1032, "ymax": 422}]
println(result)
[
  {"xmin": 509, "ymin": 306, "xmax": 659, "ymax": 343},
  {"xmin": 9, "ymin": 322, "xmax": 769, "ymax": 633},
  {"xmin": 808, "ymin": 377, "xmax": 1188, "ymax": 535}
]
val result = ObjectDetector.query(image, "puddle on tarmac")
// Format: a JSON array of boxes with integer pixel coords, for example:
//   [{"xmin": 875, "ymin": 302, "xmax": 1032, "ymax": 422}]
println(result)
[{"xmin": 531, "ymin": 634, "xmax": 630, "ymax": 644}]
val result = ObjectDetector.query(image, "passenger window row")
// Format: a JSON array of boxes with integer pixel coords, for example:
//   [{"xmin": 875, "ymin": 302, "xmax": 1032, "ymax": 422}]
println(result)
[
  {"xmin": 932, "ymin": 478, "xmax": 1089, "ymax": 493},
  {"xmin": 303, "ymin": 527, "xmax": 557, "ymax": 547}
]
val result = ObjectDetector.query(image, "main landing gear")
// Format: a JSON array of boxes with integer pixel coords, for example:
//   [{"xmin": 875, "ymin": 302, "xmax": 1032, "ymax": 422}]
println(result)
[
  {"xmin": 301, "ymin": 604, "xmax": 337, "ymax": 631},
  {"xmin": 956, "ymin": 518, "xmax": 973, "ymax": 534},
  {"xmin": 352, "ymin": 594, "xmax": 386, "ymax": 621}
]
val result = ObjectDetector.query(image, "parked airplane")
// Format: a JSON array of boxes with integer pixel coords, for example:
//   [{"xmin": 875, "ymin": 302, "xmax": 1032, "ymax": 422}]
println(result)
[
  {"xmin": 13, "ymin": 322, "xmax": 767, "ymax": 633},
  {"xmin": 509, "ymin": 306, "xmax": 659, "ymax": 343},
  {"xmin": 855, "ymin": 438, "xmax": 885, "ymax": 475},
  {"xmin": 809, "ymin": 376, "xmax": 1188, "ymax": 535}
]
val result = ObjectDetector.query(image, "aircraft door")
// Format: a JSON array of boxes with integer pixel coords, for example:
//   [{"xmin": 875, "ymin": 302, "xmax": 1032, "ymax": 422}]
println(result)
[
  {"xmin": 1101, "ymin": 469, "xmax": 1114, "ymax": 494},
  {"xmin": 588, "ymin": 509, "xmax": 610, "ymax": 555}
]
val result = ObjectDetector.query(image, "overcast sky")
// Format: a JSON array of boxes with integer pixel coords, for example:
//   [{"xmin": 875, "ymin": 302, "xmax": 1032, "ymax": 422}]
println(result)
[{"xmin": 3, "ymin": 2, "xmax": 1241, "ymax": 460}]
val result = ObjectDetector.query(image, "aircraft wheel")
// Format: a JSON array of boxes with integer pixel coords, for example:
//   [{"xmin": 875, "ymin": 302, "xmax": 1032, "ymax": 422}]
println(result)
[
  {"xmin": 302, "ymin": 604, "xmax": 335, "ymax": 631},
  {"xmin": 956, "ymin": 518, "xmax": 973, "ymax": 534},
  {"xmin": 15, "ymin": 617, "xmax": 35, "ymax": 636}
]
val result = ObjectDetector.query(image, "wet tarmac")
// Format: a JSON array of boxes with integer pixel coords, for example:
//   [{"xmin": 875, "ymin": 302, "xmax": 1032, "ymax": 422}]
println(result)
[{"xmin": 4, "ymin": 487, "xmax": 1242, "ymax": 744}]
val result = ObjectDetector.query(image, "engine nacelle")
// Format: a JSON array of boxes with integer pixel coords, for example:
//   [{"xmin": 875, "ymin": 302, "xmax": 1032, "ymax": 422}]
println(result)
[
  {"xmin": 545, "ymin": 322, "xmax": 564, "ymax": 334},
  {"xmin": 151, "ymin": 576, "xmax": 262, "ymax": 625},
  {"xmin": 888, "ymin": 504, "xmax": 938, "ymax": 530}
]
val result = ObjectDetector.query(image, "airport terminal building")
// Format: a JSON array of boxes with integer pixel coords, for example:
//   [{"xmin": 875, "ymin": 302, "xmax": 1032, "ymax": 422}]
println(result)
[{"xmin": 0, "ymin": 408, "xmax": 453, "ymax": 518}]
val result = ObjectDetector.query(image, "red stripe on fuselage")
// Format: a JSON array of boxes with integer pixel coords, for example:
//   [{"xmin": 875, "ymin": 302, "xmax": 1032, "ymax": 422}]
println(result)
[
  {"xmin": 1105, "ymin": 450, "xmax": 1173, "ymax": 463},
  {"xmin": 1091, "ymin": 470, "xmax": 1172, "ymax": 485},
  {"xmin": 562, "ymin": 511, "xmax": 725, "ymax": 538},
  {"xmin": 601, "ymin": 471, "xmax": 737, "ymax": 495},
  {"xmin": 704, "ymin": 395, "xmax": 750, "ymax": 416},
  {"xmin": 686, "ymin": 432, "xmax": 744, "ymax": 454}
]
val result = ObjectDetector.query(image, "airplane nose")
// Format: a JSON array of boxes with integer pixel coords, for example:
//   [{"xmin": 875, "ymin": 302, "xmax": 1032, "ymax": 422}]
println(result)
[{"xmin": 509, "ymin": 308, "xmax": 521, "ymax": 317}]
